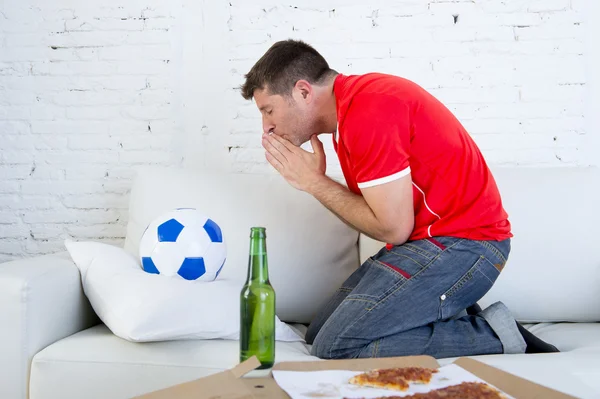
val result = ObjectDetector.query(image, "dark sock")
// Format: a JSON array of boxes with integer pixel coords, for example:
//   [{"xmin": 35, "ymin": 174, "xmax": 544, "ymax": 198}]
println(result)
[
  {"xmin": 466, "ymin": 303, "xmax": 483, "ymax": 316},
  {"xmin": 516, "ymin": 322, "xmax": 560, "ymax": 353}
]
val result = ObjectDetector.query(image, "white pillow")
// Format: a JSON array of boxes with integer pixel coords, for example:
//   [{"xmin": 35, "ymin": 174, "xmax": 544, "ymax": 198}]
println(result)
[{"xmin": 64, "ymin": 239, "xmax": 304, "ymax": 343}]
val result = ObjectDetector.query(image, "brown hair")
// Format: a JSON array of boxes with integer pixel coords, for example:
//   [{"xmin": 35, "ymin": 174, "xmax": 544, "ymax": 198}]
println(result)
[{"xmin": 240, "ymin": 39, "xmax": 336, "ymax": 100}]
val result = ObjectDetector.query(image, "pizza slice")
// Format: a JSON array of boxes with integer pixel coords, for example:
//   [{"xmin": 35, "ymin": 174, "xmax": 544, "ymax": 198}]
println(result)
[
  {"xmin": 349, "ymin": 367, "xmax": 439, "ymax": 391},
  {"xmin": 345, "ymin": 381, "xmax": 507, "ymax": 399},
  {"xmin": 402, "ymin": 382, "xmax": 507, "ymax": 399}
]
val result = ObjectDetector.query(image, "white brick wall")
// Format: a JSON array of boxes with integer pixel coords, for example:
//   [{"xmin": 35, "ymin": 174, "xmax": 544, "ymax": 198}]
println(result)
[
  {"xmin": 584, "ymin": 0, "xmax": 600, "ymax": 165},
  {"xmin": 0, "ymin": 0, "xmax": 597, "ymax": 261},
  {"xmin": 221, "ymin": 0, "xmax": 589, "ymax": 175},
  {"xmin": 0, "ymin": 0, "xmax": 180, "ymax": 262}
]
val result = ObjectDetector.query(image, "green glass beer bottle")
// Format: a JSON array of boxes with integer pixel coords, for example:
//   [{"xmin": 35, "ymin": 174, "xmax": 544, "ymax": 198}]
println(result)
[{"xmin": 239, "ymin": 227, "xmax": 275, "ymax": 369}]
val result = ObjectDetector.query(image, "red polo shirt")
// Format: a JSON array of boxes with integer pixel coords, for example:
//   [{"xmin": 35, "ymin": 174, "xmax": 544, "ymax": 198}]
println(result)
[{"xmin": 333, "ymin": 73, "xmax": 512, "ymax": 242}]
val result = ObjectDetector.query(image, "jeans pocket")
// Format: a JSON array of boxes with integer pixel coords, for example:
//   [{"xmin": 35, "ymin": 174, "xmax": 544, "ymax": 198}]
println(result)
[
  {"xmin": 439, "ymin": 255, "xmax": 500, "ymax": 320},
  {"xmin": 373, "ymin": 259, "xmax": 412, "ymax": 279},
  {"xmin": 377, "ymin": 238, "xmax": 445, "ymax": 278},
  {"xmin": 475, "ymin": 239, "xmax": 511, "ymax": 275},
  {"xmin": 346, "ymin": 259, "xmax": 409, "ymax": 305}
]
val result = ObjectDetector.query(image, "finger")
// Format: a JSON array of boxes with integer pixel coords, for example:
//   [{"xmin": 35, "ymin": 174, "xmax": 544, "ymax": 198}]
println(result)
[
  {"xmin": 310, "ymin": 134, "xmax": 325, "ymax": 156},
  {"xmin": 262, "ymin": 135, "xmax": 288, "ymax": 163},
  {"xmin": 265, "ymin": 151, "xmax": 283, "ymax": 172},
  {"xmin": 267, "ymin": 133, "xmax": 296, "ymax": 154}
]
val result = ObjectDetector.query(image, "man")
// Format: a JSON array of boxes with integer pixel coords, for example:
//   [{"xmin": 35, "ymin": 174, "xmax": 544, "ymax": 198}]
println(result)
[{"xmin": 240, "ymin": 39, "xmax": 558, "ymax": 359}]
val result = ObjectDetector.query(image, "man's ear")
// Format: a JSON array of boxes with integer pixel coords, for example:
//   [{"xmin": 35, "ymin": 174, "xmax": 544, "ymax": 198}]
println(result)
[{"xmin": 294, "ymin": 80, "xmax": 313, "ymax": 102}]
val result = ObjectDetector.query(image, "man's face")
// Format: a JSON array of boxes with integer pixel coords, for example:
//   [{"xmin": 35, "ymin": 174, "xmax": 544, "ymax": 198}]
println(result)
[{"xmin": 253, "ymin": 88, "xmax": 311, "ymax": 147}]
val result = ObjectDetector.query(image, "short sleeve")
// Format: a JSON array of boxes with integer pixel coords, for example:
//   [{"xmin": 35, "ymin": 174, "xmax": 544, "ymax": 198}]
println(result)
[{"xmin": 344, "ymin": 94, "xmax": 411, "ymax": 189}]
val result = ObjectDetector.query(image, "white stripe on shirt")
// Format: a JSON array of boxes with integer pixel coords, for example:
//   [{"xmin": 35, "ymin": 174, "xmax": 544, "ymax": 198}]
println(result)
[{"xmin": 357, "ymin": 166, "xmax": 411, "ymax": 189}]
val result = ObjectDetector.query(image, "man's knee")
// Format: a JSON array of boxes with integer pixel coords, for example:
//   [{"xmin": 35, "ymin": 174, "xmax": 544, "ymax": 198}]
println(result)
[
  {"xmin": 311, "ymin": 340, "xmax": 347, "ymax": 359},
  {"xmin": 310, "ymin": 331, "xmax": 333, "ymax": 359},
  {"xmin": 310, "ymin": 330, "xmax": 365, "ymax": 359}
]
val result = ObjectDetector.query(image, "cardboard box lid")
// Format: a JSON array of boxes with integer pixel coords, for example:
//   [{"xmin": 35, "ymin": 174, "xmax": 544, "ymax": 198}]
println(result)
[
  {"xmin": 454, "ymin": 358, "xmax": 578, "ymax": 399},
  {"xmin": 272, "ymin": 355, "xmax": 438, "ymax": 372},
  {"xmin": 133, "ymin": 356, "xmax": 262, "ymax": 399},
  {"xmin": 241, "ymin": 355, "xmax": 440, "ymax": 399},
  {"xmin": 135, "ymin": 355, "xmax": 578, "ymax": 399}
]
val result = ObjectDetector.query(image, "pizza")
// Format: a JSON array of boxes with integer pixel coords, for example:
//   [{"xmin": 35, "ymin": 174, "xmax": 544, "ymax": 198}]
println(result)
[
  {"xmin": 401, "ymin": 382, "xmax": 506, "ymax": 398},
  {"xmin": 346, "ymin": 382, "xmax": 506, "ymax": 399},
  {"xmin": 349, "ymin": 367, "xmax": 439, "ymax": 391}
]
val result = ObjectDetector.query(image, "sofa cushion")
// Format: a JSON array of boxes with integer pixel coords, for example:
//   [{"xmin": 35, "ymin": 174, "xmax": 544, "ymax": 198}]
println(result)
[
  {"xmin": 443, "ymin": 323, "xmax": 600, "ymax": 398},
  {"xmin": 523, "ymin": 322, "xmax": 600, "ymax": 352},
  {"xmin": 30, "ymin": 324, "xmax": 318, "ymax": 399},
  {"xmin": 30, "ymin": 323, "xmax": 600, "ymax": 399},
  {"xmin": 334, "ymin": 167, "xmax": 600, "ymax": 324},
  {"xmin": 124, "ymin": 166, "xmax": 361, "ymax": 324},
  {"xmin": 438, "ymin": 349, "xmax": 600, "ymax": 398},
  {"xmin": 64, "ymin": 240, "xmax": 304, "ymax": 343},
  {"xmin": 479, "ymin": 166, "xmax": 600, "ymax": 323}
]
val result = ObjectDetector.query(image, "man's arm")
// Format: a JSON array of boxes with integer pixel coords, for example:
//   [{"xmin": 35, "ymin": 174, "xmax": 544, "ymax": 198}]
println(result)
[
  {"xmin": 262, "ymin": 133, "xmax": 414, "ymax": 245},
  {"xmin": 308, "ymin": 174, "xmax": 414, "ymax": 245}
]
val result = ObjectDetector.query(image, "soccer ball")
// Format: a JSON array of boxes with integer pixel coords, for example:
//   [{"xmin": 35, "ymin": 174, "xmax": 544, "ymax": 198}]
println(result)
[{"xmin": 139, "ymin": 208, "xmax": 227, "ymax": 281}]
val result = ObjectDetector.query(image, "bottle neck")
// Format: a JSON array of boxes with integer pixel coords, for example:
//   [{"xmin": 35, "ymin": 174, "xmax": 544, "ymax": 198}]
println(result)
[{"xmin": 248, "ymin": 228, "xmax": 269, "ymax": 283}]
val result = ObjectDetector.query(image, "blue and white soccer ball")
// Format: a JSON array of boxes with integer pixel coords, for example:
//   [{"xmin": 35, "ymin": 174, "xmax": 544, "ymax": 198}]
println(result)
[{"xmin": 139, "ymin": 208, "xmax": 227, "ymax": 281}]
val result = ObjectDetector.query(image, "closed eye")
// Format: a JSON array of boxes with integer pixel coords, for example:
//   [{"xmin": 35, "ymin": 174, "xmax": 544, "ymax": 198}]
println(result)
[{"xmin": 259, "ymin": 106, "xmax": 273, "ymax": 116}]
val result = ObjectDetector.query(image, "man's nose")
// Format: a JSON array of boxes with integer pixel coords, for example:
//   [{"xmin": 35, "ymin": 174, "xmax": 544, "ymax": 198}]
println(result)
[{"xmin": 262, "ymin": 119, "xmax": 275, "ymax": 135}]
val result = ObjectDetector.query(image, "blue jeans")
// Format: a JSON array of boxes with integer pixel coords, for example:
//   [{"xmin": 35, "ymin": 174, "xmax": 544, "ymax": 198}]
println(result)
[{"xmin": 306, "ymin": 237, "xmax": 526, "ymax": 359}]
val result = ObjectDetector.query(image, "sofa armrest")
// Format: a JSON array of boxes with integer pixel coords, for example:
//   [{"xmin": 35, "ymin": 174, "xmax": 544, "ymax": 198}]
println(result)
[{"xmin": 0, "ymin": 251, "xmax": 99, "ymax": 399}]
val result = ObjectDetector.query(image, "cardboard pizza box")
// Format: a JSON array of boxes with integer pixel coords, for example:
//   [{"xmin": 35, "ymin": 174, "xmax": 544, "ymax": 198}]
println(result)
[{"xmin": 134, "ymin": 355, "xmax": 577, "ymax": 399}]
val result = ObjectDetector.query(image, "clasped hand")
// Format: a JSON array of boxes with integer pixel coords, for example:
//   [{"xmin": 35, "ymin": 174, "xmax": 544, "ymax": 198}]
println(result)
[{"xmin": 261, "ymin": 133, "xmax": 326, "ymax": 192}]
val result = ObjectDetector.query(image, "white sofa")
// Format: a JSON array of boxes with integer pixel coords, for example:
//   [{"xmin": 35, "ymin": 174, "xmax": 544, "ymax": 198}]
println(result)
[{"xmin": 1, "ymin": 166, "xmax": 599, "ymax": 399}]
